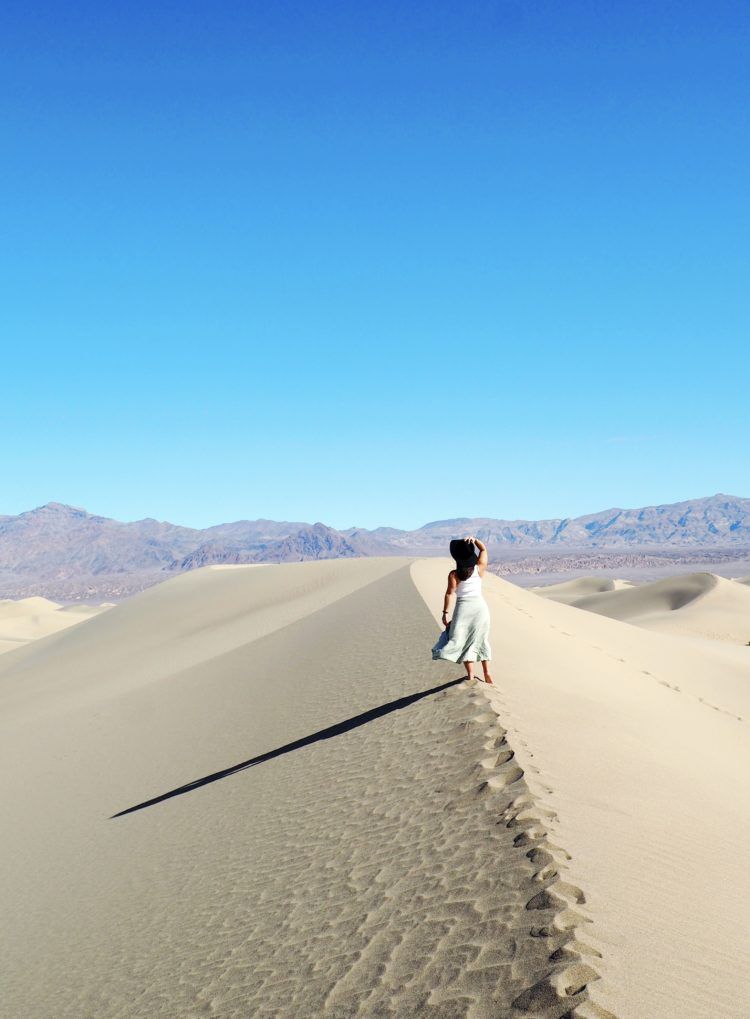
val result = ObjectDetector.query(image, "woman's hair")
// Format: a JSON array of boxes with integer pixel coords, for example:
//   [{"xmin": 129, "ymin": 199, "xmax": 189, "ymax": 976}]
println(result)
[{"xmin": 455, "ymin": 563, "xmax": 475, "ymax": 581}]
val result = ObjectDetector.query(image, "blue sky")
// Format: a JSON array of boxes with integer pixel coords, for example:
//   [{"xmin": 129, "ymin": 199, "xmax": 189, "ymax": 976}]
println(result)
[{"xmin": 2, "ymin": 1, "xmax": 748, "ymax": 529}]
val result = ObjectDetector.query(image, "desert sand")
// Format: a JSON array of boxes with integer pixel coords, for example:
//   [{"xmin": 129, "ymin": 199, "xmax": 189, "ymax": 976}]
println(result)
[
  {"xmin": 0, "ymin": 595, "xmax": 110, "ymax": 655},
  {"xmin": 0, "ymin": 559, "xmax": 593, "ymax": 1019},
  {"xmin": 1, "ymin": 558, "xmax": 748, "ymax": 1018}
]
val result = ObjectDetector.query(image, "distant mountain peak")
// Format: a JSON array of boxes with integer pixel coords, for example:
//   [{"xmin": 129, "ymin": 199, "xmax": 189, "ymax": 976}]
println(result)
[
  {"xmin": 418, "ymin": 517, "xmax": 474, "ymax": 530},
  {"xmin": 40, "ymin": 501, "xmax": 89, "ymax": 512},
  {"xmin": 29, "ymin": 501, "xmax": 98, "ymax": 518}
]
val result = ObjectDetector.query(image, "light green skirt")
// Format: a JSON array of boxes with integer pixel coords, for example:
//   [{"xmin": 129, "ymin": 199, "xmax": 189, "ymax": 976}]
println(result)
[{"xmin": 432, "ymin": 596, "xmax": 492, "ymax": 663}]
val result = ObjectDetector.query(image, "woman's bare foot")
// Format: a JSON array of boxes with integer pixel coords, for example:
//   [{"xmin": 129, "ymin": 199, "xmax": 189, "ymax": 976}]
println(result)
[{"xmin": 483, "ymin": 675, "xmax": 494, "ymax": 685}]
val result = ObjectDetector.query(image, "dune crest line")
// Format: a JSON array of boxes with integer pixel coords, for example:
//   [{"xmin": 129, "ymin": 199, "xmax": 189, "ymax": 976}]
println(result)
[{"xmin": 410, "ymin": 561, "xmax": 611, "ymax": 1017}]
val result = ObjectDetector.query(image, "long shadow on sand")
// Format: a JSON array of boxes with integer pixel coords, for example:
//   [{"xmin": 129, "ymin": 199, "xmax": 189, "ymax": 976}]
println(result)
[{"xmin": 111, "ymin": 677, "xmax": 464, "ymax": 819}]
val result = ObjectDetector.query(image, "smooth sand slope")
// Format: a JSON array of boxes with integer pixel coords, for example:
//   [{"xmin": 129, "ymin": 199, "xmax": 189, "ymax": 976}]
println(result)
[
  {"xmin": 413, "ymin": 562, "xmax": 750, "ymax": 1019},
  {"xmin": 0, "ymin": 595, "xmax": 109, "ymax": 654},
  {"xmin": 0, "ymin": 559, "xmax": 596, "ymax": 1019},
  {"xmin": 538, "ymin": 572, "xmax": 750, "ymax": 644}
]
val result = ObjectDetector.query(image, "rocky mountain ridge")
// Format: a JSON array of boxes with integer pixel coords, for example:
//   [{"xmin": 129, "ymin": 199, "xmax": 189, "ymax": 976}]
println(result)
[
  {"xmin": 362, "ymin": 493, "xmax": 750, "ymax": 551},
  {"xmin": 1, "ymin": 494, "xmax": 748, "ymax": 600}
]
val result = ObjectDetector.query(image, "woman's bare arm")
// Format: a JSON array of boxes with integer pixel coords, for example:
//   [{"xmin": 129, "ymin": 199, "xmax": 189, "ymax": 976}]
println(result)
[
  {"xmin": 442, "ymin": 571, "xmax": 457, "ymax": 625},
  {"xmin": 466, "ymin": 535, "xmax": 489, "ymax": 575}
]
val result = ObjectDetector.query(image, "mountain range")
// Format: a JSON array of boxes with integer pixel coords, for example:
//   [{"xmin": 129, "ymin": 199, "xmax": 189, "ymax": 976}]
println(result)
[{"xmin": 1, "ymin": 494, "xmax": 749, "ymax": 600}]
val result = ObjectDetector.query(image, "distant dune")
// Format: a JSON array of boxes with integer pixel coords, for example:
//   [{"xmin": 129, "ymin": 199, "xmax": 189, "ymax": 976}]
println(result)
[
  {"xmin": 0, "ymin": 595, "xmax": 109, "ymax": 654},
  {"xmin": 538, "ymin": 572, "xmax": 750, "ymax": 644},
  {"xmin": 2, "ymin": 560, "xmax": 748, "ymax": 1017},
  {"xmin": 530, "ymin": 576, "xmax": 634, "ymax": 604}
]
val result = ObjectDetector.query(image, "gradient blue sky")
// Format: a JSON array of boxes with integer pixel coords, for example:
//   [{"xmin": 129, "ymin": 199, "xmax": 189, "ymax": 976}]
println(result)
[{"xmin": 2, "ymin": 1, "xmax": 748, "ymax": 529}]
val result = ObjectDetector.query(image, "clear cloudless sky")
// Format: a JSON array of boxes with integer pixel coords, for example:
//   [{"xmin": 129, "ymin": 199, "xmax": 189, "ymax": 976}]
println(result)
[{"xmin": 2, "ymin": 0, "xmax": 748, "ymax": 529}]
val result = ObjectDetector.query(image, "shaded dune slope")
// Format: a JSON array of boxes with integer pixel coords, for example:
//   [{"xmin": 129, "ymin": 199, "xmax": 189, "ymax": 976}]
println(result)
[{"xmin": 0, "ymin": 559, "xmax": 597, "ymax": 1019}]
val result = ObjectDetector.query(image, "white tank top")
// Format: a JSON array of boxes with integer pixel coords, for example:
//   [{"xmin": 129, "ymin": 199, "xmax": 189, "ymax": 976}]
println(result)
[{"xmin": 455, "ymin": 565, "xmax": 482, "ymax": 599}]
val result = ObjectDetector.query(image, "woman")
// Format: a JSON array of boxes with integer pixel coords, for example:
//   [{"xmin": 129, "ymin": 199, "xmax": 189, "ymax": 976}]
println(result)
[{"xmin": 431, "ymin": 535, "xmax": 493, "ymax": 684}]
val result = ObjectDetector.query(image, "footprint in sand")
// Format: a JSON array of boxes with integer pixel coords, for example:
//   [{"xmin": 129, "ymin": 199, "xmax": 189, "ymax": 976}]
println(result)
[{"xmin": 657, "ymin": 679, "xmax": 680, "ymax": 692}]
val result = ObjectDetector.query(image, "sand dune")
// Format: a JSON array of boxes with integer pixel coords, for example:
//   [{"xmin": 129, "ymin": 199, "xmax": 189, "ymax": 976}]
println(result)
[
  {"xmin": 538, "ymin": 571, "xmax": 750, "ymax": 644},
  {"xmin": 3, "ymin": 558, "xmax": 748, "ymax": 1018},
  {"xmin": 0, "ymin": 595, "xmax": 109, "ymax": 654},
  {"xmin": 0, "ymin": 559, "xmax": 597, "ymax": 1019},
  {"xmin": 413, "ymin": 562, "xmax": 750, "ymax": 1019},
  {"xmin": 530, "ymin": 577, "xmax": 633, "ymax": 605}
]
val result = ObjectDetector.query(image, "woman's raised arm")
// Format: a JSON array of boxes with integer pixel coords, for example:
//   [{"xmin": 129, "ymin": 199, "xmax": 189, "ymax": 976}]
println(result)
[{"xmin": 466, "ymin": 535, "xmax": 489, "ymax": 573}]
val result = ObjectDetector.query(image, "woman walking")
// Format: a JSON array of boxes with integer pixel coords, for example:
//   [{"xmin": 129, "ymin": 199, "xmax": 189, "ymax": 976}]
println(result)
[{"xmin": 432, "ymin": 536, "xmax": 493, "ymax": 684}]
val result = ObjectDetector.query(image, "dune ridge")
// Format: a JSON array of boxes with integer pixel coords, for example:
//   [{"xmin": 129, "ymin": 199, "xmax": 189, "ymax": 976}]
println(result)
[
  {"xmin": 412, "ymin": 560, "xmax": 750, "ymax": 1019},
  {"xmin": 0, "ymin": 558, "xmax": 604, "ymax": 1018}
]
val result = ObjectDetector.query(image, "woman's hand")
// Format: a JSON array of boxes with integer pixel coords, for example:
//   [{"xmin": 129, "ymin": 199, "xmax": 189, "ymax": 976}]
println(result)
[{"xmin": 466, "ymin": 534, "xmax": 487, "ymax": 553}]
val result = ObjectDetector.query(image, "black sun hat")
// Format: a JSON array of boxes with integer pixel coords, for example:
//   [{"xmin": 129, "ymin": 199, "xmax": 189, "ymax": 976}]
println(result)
[{"xmin": 449, "ymin": 538, "xmax": 478, "ymax": 568}]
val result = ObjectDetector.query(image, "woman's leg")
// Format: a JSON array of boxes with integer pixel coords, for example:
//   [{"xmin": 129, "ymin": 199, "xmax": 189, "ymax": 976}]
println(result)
[
  {"xmin": 463, "ymin": 660, "xmax": 475, "ymax": 680},
  {"xmin": 481, "ymin": 660, "xmax": 493, "ymax": 684}
]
